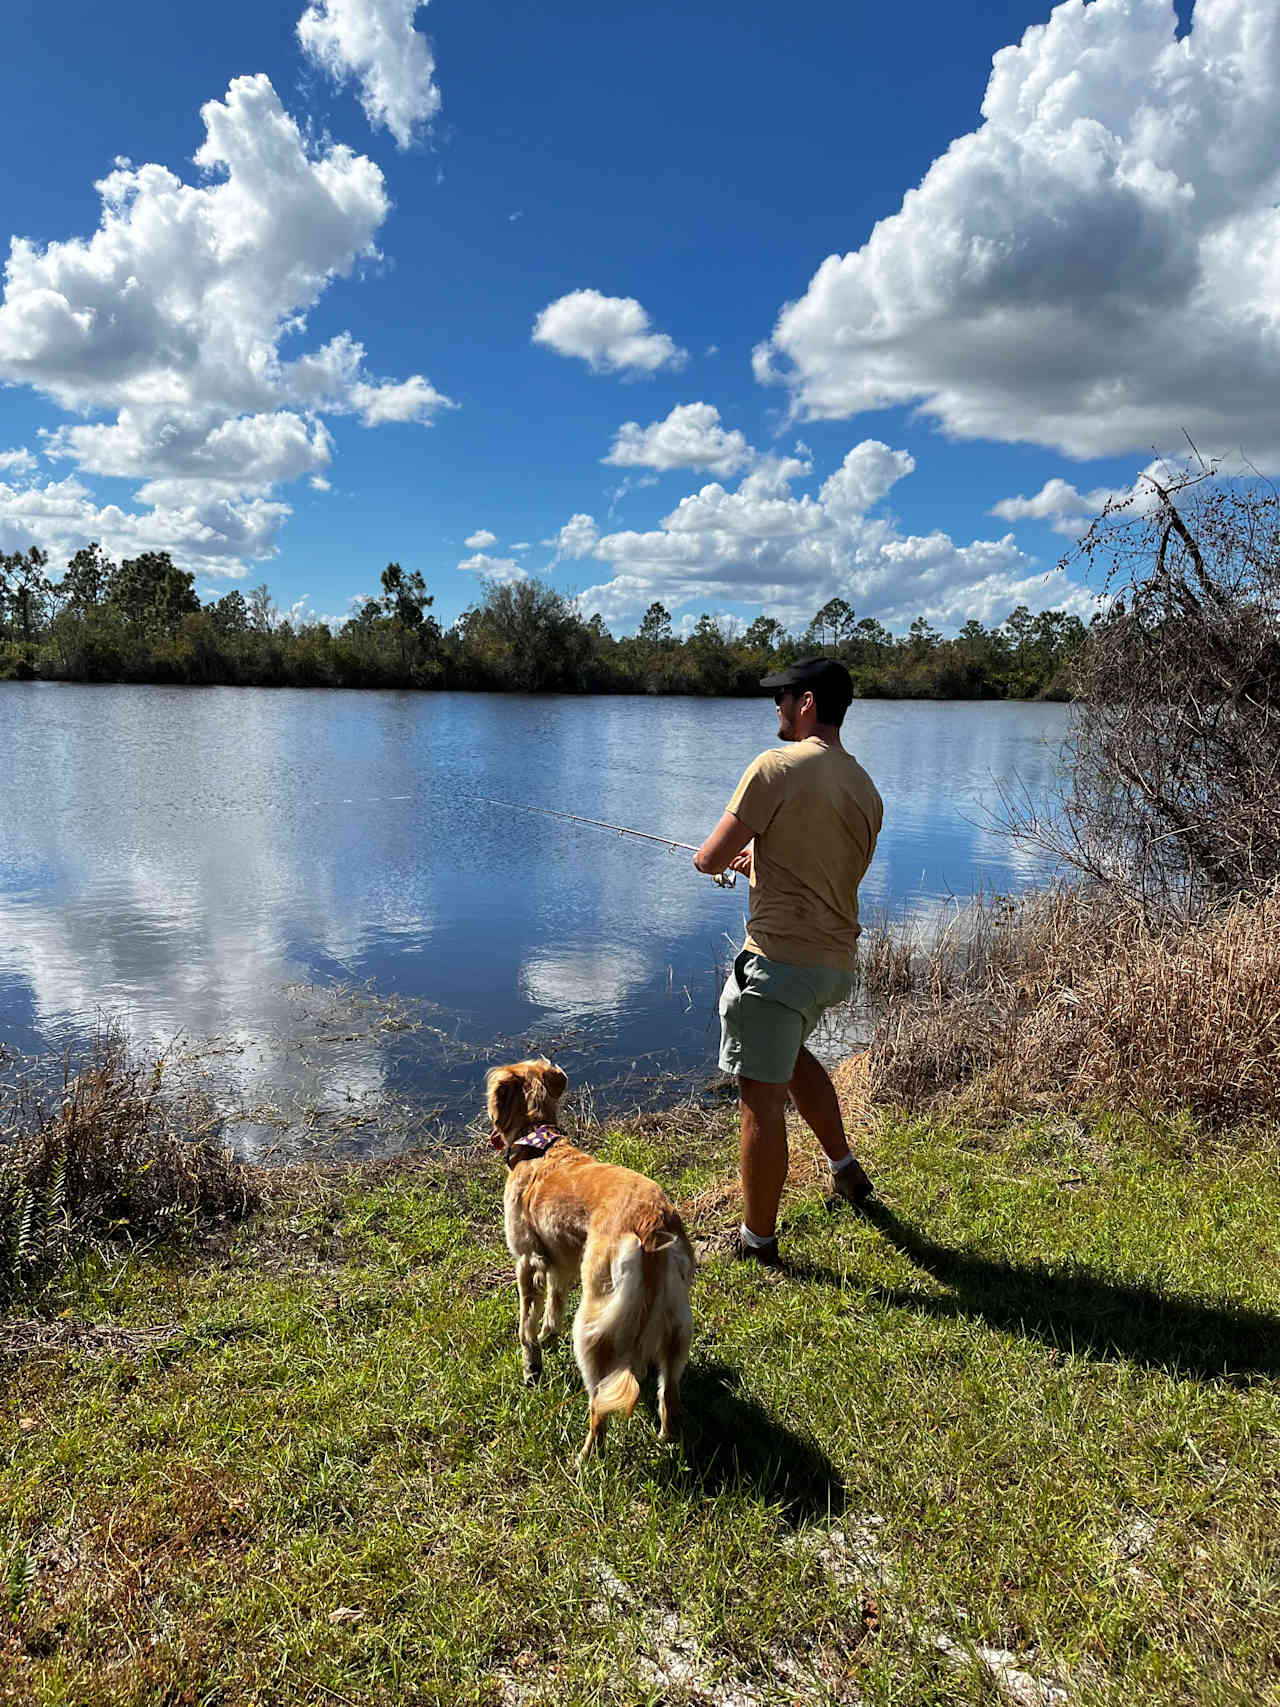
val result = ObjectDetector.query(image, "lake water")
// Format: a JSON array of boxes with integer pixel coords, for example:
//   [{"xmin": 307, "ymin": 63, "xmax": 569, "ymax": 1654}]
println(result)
[{"xmin": 0, "ymin": 684, "xmax": 1068, "ymax": 1156}]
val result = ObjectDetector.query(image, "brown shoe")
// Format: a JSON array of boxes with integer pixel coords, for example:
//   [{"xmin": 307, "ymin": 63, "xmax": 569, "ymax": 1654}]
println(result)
[{"xmin": 828, "ymin": 1158, "xmax": 874, "ymax": 1207}]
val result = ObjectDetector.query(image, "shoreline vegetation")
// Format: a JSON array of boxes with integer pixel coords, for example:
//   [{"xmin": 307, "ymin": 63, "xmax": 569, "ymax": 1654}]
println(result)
[
  {"xmin": 3, "ymin": 478, "xmax": 1278, "ymax": 1699},
  {"xmin": 1, "ymin": 546, "xmax": 1085, "ymax": 698},
  {"xmin": 2, "ymin": 881, "xmax": 1279, "ymax": 1704}
]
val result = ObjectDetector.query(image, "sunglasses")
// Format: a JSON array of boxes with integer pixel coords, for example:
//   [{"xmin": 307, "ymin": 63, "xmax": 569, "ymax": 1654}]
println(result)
[{"xmin": 773, "ymin": 689, "xmax": 794, "ymax": 706}]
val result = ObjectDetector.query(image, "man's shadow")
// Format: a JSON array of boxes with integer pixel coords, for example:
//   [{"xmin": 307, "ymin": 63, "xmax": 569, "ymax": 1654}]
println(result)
[
  {"xmin": 789, "ymin": 1202, "xmax": 1280, "ymax": 1386},
  {"xmin": 658, "ymin": 1359, "xmax": 846, "ymax": 1526}
]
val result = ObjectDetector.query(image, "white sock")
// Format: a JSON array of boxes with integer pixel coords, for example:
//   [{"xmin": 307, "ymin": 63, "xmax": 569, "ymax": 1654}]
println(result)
[
  {"xmin": 739, "ymin": 1222, "xmax": 775, "ymax": 1249},
  {"xmin": 830, "ymin": 1151, "xmax": 856, "ymax": 1174}
]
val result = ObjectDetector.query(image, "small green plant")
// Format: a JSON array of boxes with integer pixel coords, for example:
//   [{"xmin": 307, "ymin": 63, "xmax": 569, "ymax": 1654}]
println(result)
[
  {"xmin": 6, "ymin": 1543, "xmax": 36, "ymax": 1618},
  {"xmin": 1, "ymin": 1148, "xmax": 65, "ymax": 1308}
]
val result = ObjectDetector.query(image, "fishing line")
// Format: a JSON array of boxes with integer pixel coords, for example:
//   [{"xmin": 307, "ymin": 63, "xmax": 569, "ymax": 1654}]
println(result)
[{"xmin": 464, "ymin": 795, "xmax": 738, "ymax": 887}]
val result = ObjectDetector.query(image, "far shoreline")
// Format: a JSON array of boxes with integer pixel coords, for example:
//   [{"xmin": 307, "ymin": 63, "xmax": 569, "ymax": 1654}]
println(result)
[{"xmin": 3, "ymin": 673, "xmax": 1074, "ymax": 704}]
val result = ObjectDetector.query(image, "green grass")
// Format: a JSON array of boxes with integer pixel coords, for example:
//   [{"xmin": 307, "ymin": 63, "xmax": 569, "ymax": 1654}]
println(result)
[{"xmin": 2, "ymin": 1111, "xmax": 1278, "ymax": 1706}]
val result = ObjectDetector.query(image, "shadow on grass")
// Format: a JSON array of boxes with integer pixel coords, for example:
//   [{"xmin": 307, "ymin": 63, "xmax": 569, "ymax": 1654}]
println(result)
[
  {"xmin": 666, "ymin": 1358, "xmax": 846, "ymax": 1526},
  {"xmin": 796, "ymin": 1203, "xmax": 1280, "ymax": 1385}
]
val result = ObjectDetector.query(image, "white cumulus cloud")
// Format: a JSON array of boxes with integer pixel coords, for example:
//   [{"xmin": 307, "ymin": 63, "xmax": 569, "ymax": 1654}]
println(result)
[
  {"xmin": 0, "ymin": 74, "xmax": 452, "ymax": 573},
  {"xmin": 464, "ymin": 528, "xmax": 497, "ymax": 548},
  {"xmin": 532, "ymin": 290, "xmax": 687, "ymax": 376},
  {"xmin": 297, "ymin": 0, "xmax": 441, "ymax": 150},
  {"xmin": 349, "ymin": 375, "xmax": 455, "ymax": 426},
  {"xmin": 570, "ymin": 442, "xmax": 1098, "ymax": 634},
  {"xmin": 991, "ymin": 460, "xmax": 1178, "ymax": 534},
  {"xmin": 42, "ymin": 410, "xmax": 334, "ymax": 504},
  {"xmin": 457, "ymin": 551, "xmax": 526, "ymax": 584},
  {"xmin": 0, "ymin": 79, "xmax": 390, "ymax": 417},
  {"xmin": 603, "ymin": 402, "xmax": 755, "ymax": 477},
  {"xmin": 0, "ymin": 474, "xmax": 285, "ymax": 578},
  {"xmin": 547, "ymin": 513, "xmax": 600, "ymax": 560},
  {"xmin": 756, "ymin": 0, "xmax": 1280, "ymax": 470},
  {"xmin": 0, "ymin": 448, "xmax": 37, "ymax": 477},
  {"xmin": 991, "ymin": 476, "xmax": 1125, "ymax": 536}
]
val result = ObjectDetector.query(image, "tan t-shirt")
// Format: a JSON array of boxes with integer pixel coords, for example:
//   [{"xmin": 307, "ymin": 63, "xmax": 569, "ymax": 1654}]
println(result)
[{"xmin": 727, "ymin": 736, "xmax": 883, "ymax": 970}]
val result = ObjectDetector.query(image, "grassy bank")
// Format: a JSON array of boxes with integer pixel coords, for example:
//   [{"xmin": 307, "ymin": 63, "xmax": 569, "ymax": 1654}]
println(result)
[{"xmin": 3, "ymin": 1094, "xmax": 1278, "ymax": 1706}]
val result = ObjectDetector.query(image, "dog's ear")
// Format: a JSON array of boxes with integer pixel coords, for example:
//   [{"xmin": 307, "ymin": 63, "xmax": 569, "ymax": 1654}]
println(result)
[
  {"xmin": 541, "ymin": 1062, "xmax": 568, "ymax": 1101},
  {"xmin": 485, "ymin": 1065, "xmax": 528, "ymax": 1136}
]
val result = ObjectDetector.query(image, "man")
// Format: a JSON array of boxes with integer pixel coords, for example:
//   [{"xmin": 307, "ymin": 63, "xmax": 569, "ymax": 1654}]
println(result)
[{"xmin": 693, "ymin": 655, "xmax": 883, "ymax": 1267}]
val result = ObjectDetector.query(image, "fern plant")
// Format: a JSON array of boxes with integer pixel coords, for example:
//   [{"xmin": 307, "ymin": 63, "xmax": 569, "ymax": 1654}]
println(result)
[
  {"xmin": 6, "ymin": 1545, "xmax": 36, "ymax": 1618},
  {"xmin": 1, "ymin": 1147, "xmax": 67, "ymax": 1308}
]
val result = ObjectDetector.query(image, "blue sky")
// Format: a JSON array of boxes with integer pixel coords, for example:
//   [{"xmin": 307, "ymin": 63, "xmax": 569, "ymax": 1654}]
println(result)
[{"xmin": 2, "ymin": 0, "xmax": 1272, "ymax": 639}]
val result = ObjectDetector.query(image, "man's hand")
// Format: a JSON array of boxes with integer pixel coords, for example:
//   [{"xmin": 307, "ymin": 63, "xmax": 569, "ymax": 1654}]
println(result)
[
  {"xmin": 694, "ymin": 810, "xmax": 754, "ymax": 876},
  {"xmin": 726, "ymin": 847, "xmax": 753, "ymax": 878}
]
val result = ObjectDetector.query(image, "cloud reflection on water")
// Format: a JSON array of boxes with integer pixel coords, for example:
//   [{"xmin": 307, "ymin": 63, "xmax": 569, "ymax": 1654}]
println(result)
[
  {"xmin": 1, "ymin": 685, "xmax": 1069, "ymax": 1153},
  {"xmin": 519, "ymin": 945, "xmax": 652, "ymax": 1017}
]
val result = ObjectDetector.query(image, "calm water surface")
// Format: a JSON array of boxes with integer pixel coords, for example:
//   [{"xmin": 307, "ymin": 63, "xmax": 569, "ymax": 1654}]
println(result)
[{"xmin": 1, "ymin": 684, "xmax": 1067, "ymax": 1154}]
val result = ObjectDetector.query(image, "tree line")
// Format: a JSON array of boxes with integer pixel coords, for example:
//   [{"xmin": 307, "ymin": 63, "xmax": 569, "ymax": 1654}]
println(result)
[{"xmin": 0, "ymin": 543, "xmax": 1087, "ymax": 699}]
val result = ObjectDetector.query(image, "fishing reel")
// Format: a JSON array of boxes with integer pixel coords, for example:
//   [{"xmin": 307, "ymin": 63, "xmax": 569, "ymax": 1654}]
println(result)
[{"xmin": 711, "ymin": 870, "xmax": 736, "ymax": 888}]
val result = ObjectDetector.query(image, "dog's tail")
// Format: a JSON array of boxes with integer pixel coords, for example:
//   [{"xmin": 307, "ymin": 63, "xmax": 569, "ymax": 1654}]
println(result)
[
  {"xmin": 577, "ymin": 1233, "xmax": 649, "ymax": 1416},
  {"xmin": 591, "ymin": 1365, "xmax": 640, "ymax": 1419},
  {"xmin": 580, "ymin": 1232, "xmax": 649, "ymax": 1350}
]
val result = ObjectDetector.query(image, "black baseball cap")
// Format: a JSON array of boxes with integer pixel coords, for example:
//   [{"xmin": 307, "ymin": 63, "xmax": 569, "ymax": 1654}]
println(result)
[{"xmin": 759, "ymin": 654, "xmax": 853, "ymax": 707}]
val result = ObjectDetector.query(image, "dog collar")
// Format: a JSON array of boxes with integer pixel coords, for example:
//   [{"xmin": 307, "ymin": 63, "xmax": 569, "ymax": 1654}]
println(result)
[{"xmin": 504, "ymin": 1124, "xmax": 563, "ymax": 1169}]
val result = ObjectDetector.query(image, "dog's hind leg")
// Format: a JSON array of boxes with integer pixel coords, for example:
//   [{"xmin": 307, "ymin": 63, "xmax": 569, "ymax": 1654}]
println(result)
[
  {"xmin": 576, "ymin": 1363, "xmax": 640, "ymax": 1465},
  {"xmin": 658, "ymin": 1324, "xmax": 691, "ymax": 1441},
  {"xmin": 578, "ymin": 1394, "xmax": 608, "ymax": 1464},
  {"xmin": 658, "ymin": 1257, "xmax": 693, "ymax": 1441},
  {"xmin": 539, "ymin": 1269, "xmax": 567, "ymax": 1347},
  {"xmin": 516, "ymin": 1255, "xmax": 546, "ymax": 1382}
]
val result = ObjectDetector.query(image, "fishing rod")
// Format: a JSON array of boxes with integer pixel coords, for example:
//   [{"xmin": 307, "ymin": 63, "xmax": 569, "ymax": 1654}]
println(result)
[{"xmin": 467, "ymin": 795, "xmax": 737, "ymax": 887}]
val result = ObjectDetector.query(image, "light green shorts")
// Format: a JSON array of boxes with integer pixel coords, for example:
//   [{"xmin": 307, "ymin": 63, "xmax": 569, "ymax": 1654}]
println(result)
[{"xmin": 717, "ymin": 949, "xmax": 855, "ymax": 1084}]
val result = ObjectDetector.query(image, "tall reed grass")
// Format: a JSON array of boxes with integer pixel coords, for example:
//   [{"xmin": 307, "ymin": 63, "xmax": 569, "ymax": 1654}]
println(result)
[
  {"xmin": 844, "ymin": 884, "xmax": 1280, "ymax": 1126},
  {"xmin": 1, "ymin": 1027, "xmax": 259, "ymax": 1306}
]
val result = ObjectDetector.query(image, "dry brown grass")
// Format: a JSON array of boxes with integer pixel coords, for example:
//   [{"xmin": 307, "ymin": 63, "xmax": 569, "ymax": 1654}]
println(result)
[
  {"xmin": 2, "ymin": 1027, "xmax": 261, "ymax": 1305},
  {"xmin": 850, "ymin": 883, "xmax": 1280, "ymax": 1126}
]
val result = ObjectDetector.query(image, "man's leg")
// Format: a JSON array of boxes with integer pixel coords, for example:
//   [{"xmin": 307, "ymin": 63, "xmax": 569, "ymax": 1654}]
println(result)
[
  {"xmin": 738, "ymin": 1076, "xmax": 791, "ymax": 1239},
  {"xmin": 789, "ymin": 1046, "xmax": 873, "ymax": 1202},
  {"xmin": 788, "ymin": 1045, "xmax": 849, "ymax": 1162}
]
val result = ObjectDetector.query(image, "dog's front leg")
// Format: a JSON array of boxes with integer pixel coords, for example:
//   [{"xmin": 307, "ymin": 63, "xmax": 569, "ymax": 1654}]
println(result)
[{"xmin": 515, "ymin": 1255, "xmax": 545, "ymax": 1382}]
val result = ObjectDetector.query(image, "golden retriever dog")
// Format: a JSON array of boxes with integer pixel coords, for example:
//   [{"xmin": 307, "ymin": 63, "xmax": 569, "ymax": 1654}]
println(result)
[{"xmin": 485, "ymin": 1058, "xmax": 695, "ymax": 1461}]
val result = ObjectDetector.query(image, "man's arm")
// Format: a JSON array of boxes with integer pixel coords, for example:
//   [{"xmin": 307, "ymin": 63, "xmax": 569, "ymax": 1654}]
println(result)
[{"xmin": 694, "ymin": 811, "xmax": 754, "ymax": 877}]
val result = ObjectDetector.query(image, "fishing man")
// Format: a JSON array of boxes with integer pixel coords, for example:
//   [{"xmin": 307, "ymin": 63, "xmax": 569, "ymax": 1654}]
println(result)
[{"xmin": 693, "ymin": 656, "xmax": 883, "ymax": 1267}]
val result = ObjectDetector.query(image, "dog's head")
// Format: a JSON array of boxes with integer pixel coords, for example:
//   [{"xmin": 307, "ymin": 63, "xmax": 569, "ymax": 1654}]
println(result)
[{"xmin": 485, "ymin": 1058, "xmax": 568, "ymax": 1147}]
